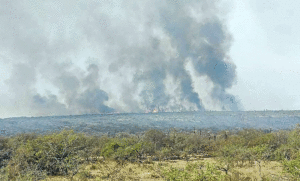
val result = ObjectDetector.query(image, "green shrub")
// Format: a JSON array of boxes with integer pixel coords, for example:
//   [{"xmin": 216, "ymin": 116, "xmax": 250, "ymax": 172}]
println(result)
[
  {"xmin": 288, "ymin": 124, "xmax": 300, "ymax": 150},
  {"xmin": 275, "ymin": 145, "xmax": 298, "ymax": 161},
  {"xmin": 218, "ymin": 143, "xmax": 272, "ymax": 169},
  {"xmin": 143, "ymin": 129, "xmax": 166, "ymax": 151},
  {"xmin": 274, "ymin": 130, "xmax": 289, "ymax": 146},
  {"xmin": 159, "ymin": 147, "xmax": 173, "ymax": 160},
  {"xmin": 6, "ymin": 133, "xmax": 38, "ymax": 151},
  {"xmin": 162, "ymin": 166, "xmax": 188, "ymax": 180},
  {"xmin": 139, "ymin": 141, "xmax": 155, "ymax": 156},
  {"xmin": 219, "ymin": 144, "xmax": 241, "ymax": 158},
  {"xmin": 249, "ymin": 144, "xmax": 269, "ymax": 159},
  {"xmin": 101, "ymin": 138, "xmax": 143, "ymax": 162},
  {"xmin": 78, "ymin": 135, "xmax": 107, "ymax": 162},
  {"xmin": 6, "ymin": 130, "xmax": 88, "ymax": 179},
  {"xmin": 224, "ymin": 134, "xmax": 246, "ymax": 147},
  {"xmin": 0, "ymin": 133, "xmax": 39, "ymax": 170},
  {"xmin": 282, "ymin": 152, "xmax": 300, "ymax": 179},
  {"xmin": 0, "ymin": 137, "xmax": 11, "ymax": 169},
  {"xmin": 173, "ymin": 133, "xmax": 189, "ymax": 151},
  {"xmin": 251, "ymin": 133, "xmax": 275, "ymax": 147}
]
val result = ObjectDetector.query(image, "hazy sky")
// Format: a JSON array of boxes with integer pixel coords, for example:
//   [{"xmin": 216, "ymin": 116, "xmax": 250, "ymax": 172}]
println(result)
[
  {"xmin": 228, "ymin": 0, "xmax": 300, "ymax": 111},
  {"xmin": 0, "ymin": 0, "xmax": 299, "ymax": 118}
]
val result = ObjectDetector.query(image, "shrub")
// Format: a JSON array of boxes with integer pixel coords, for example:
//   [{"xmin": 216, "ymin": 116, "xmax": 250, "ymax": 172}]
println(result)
[
  {"xmin": 224, "ymin": 134, "xmax": 246, "ymax": 147},
  {"xmin": 251, "ymin": 133, "xmax": 276, "ymax": 147},
  {"xmin": 237, "ymin": 129, "xmax": 264, "ymax": 147},
  {"xmin": 161, "ymin": 162, "xmax": 224, "ymax": 181},
  {"xmin": 162, "ymin": 166, "xmax": 187, "ymax": 180},
  {"xmin": 143, "ymin": 129, "xmax": 166, "ymax": 151},
  {"xmin": 6, "ymin": 130, "xmax": 88, "ymax": 179},
  {"xmin": 159, "ymin": 147, "xmax": 172, "ymax": 160},
  {"xmin": 288, "ymin": 124, "xmax": 300, "ymax": 150},
  {"xmin": 0, "ymin": 133, "xmax": 39, "ymax": 170},
  {"xmin": 275, "ymin": 145, "xmax": 298, "ymax": 161},
  {"xmin": 282, "ymin": 152, "xmax": 300, "ymax": 179},
  {"xmin": 0, "ymin": 137, "xmax": 11, "ymax": 169},
  {"xmin": 249, "ymin": 144, "xmax": 269, "ymax": 159},
  {"xmin": 173, "ymin": 133, "xmax": 189, "ymax": 151},
  {"xmin": 101, "ymin": 138, "xmax": 143, "ymax": 162},
  {"xmin": 78, "ymin": 135, "xmax": 106, "ymax": 162},
  {"xmin": 274, "ymin": 130, "xmax": 289, "ymax": 146}
]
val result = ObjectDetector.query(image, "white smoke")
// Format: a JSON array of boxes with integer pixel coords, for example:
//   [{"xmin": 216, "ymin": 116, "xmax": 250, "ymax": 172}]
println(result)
[{"xmin": 0, "ymin": 0, "xmax": 242, "ymax": 117}]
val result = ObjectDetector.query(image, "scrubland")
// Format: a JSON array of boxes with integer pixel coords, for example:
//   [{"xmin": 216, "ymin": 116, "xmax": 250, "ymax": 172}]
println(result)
[{"xmin": 1, "ymin": 124, "xmax": 300, "ymax": 180}]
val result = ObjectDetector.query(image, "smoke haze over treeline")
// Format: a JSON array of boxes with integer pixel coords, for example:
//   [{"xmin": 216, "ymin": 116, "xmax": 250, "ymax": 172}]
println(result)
[{"xmin": 0, "ymin": 0, "xmax": 243, "ymax": 118}]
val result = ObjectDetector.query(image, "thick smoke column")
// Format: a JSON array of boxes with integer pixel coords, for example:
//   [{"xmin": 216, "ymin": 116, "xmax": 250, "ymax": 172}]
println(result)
[
  {"xmin": 30, "ymin": 63, "xmax": 115, "ymax": 115},
  {"xmin": 159, "ymin": 1, "xmax": 241, "ymax": 111},
  {"xmin": 0, "ymin": 0, "xmax": 242, "ymax": 117}
]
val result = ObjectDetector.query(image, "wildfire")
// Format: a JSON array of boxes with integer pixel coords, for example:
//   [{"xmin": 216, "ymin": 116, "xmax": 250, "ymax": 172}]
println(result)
[{"xmin": 145, "ymin": 108, "xmax": 159, "ymax": 113}]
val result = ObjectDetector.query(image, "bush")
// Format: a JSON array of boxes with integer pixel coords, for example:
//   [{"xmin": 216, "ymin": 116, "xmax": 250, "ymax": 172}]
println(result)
[
  {"xmin": 159, "ymin": 147, "xmax": 173, "ymax": 160},
  {"xmin": 0, "ymin": 133, "xmax": 39, "ymax": 170},
  {"xmin": 143, "ymin": 129, "xmax": 166, "ymax": 151},
  {"xmin": 251, "ymin": 133, "xmax": 276, "ymax": 147},
  {"xmin": 0, "ymin": 137, "xmax": 11, "ymax": 169},
  {"xmin": 101, "ymin": 138, "xmax": 143, "ymax": 162},
  {"xmin": 5, "ymin": 130, "xmax": 89, "ymax": 179},
  {"xmin": 282, "ymin": 152, "xmax": 300, "ymax": 179},
  {"xmin": 288, "ymin": 124, "xmax": 300, "ymax": 150},
  {"xmin": 274, "ymin": 130, "xmax": 289, "ymax": 145},
  {"xmin": 161, "ymin": 162, "xmax": 224, "ymax": 181},
  {"xmin": 275, "ymin": 145, "xmax": 298, "ymax": 161}
]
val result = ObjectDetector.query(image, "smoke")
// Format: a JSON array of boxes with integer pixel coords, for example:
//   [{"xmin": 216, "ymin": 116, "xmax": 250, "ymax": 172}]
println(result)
[{"xmin": 0, "ymin": 0, "xmax": 242, "ymax": 117}]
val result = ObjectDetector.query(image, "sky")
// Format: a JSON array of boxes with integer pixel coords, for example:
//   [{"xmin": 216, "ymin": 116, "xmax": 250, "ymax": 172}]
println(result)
[
  {"xmin": 228, "ymin": 0, "xmax": 300, "ymax": 111},
  {"xmin": 0, "ymin": 0, "xmax": 299, "ymax": 118}
]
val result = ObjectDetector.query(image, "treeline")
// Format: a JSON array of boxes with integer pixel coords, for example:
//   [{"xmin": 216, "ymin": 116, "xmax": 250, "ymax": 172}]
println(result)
[{"xmin": 0, "ymin": 124, "xmax": 300, "ymax": 180}]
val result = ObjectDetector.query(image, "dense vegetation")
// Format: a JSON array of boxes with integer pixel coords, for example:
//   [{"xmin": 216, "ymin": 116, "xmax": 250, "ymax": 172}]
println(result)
[{"xmin": 1, "ymin": 124, "xmax": 300, "ymax": 180}]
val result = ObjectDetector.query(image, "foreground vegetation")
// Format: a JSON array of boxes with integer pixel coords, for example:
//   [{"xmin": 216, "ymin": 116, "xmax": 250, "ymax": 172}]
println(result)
[{"xmin": 1, "ymin": 124, "xmax": 300, "ymax": 180}]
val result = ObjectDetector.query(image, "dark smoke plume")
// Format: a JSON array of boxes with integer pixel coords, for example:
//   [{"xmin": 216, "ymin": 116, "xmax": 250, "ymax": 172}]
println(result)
[{"xmin": 1, "ymin": 0, "xmax": 242, "ymax": 117}]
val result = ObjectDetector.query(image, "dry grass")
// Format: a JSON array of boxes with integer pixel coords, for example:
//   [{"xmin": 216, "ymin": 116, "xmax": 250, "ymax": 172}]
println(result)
[{"xmin": 44, "ymin": 156, "xmax": 292, "ymax": 180}]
